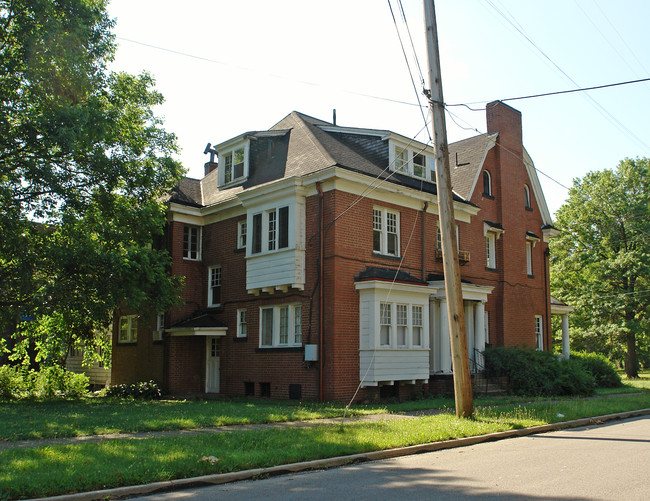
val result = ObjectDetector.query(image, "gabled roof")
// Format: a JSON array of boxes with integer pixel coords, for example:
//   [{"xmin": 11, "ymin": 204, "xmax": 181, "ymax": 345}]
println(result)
[{"xmin": 448, "ymin": 133, "xmax": 498, "ymax": 200}]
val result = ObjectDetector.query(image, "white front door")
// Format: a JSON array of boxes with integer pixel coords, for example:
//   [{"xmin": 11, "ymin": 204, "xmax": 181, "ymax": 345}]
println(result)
[{"xmin": 205, "ymin": 337, "xmax": 220, "ymax": 393}]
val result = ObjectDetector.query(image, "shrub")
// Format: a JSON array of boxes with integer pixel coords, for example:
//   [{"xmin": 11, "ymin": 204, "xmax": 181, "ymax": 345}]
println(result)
[
  {"xmin": 0, "ymin": 365, "xmax": 29, "ymax": 399},
  {"xmin": 106, "ymin": 380, "xmax": 162, "ymax": 399},
  {"xmin": 32, "ymin": 366, "xmax": 89, "ymax": 398},
  {"xmin": 484, "ymin": 346, "xmax": 595, "ymax": 397},
  {"xmin": 571, "ymin": 351, "xmax": 623, "ymax": 388},
  {"xmin": 0, "ymin": 365, "xmax": 88, "ymax": 399}
]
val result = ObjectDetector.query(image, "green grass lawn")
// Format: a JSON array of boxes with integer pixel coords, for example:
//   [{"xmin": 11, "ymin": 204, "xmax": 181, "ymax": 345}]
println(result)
[
  {"xmin": 0, "ymin": 392, "xmax": 650, "ymax": 499},
  {"xmin": 1, "ymin": 392, "xmax": 649, "ymax": 499},
  {"xmin": 620, "ymin": 369, "xmax": 650, "ymax": 390},
  {"xmin": 0, "ymin": 398, "xmax": 391, "ymax": 442}
]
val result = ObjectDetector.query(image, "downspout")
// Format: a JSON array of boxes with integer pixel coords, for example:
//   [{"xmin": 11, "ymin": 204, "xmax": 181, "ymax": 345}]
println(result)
[
  {"xmin": 316, "ymin": 182, "xmax": 324, "ymax": 402},
  {"xmin": 544, "ymin": 246, "xmax": 551, "ymax": 350},
  {"xmin": 421, "ymin": 201, "xmax": 429, "ymax": 281}
]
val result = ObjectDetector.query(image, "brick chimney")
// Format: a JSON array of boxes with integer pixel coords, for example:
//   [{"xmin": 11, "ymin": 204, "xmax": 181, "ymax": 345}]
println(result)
[
  {"xmin": 486, "ymin": 101, "xmax": 523, "ymax": 160},
  {"xmin": 204, "ymin": 161, "xmax": 218, "ymax": 177}
]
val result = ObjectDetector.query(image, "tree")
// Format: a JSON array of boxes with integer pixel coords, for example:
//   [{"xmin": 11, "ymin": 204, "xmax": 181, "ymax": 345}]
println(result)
[
  {"xmin": 550, "ymin": 158, "xmax": 650, "ymax": 378},
  {"xmin": 0, "ymin": 0, "xmax": 184, "ymax": 365}
]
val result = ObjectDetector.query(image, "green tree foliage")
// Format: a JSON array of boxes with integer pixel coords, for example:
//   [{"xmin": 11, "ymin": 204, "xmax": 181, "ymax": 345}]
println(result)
[
  {"xmin": 550, "ymin": 158, "xmax": 650, "ymax": 378},
  {"xmin": 0, "ymin": 0, "xmax": 184, "ymax": 365}
]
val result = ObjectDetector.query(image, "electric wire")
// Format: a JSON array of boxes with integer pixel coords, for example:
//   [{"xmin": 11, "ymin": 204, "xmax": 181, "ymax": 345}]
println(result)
[{"xmin": 480, "ymin": 0, "xmax": 650, "ymax": 151}]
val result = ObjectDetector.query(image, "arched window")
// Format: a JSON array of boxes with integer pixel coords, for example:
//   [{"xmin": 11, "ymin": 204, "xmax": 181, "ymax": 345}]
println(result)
[
  {"xmin": 524, "ymin": 184, "xmax": 531, "ymax": 209},
  {"xmin": 483, "ymin": 170, "xmax": 492, "ymax": 197}
]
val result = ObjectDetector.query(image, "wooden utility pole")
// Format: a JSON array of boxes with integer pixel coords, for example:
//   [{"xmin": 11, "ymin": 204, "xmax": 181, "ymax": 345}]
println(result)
[{"xmin": 423, "ymin": 0, "xmax": 473, "ymax": 418}]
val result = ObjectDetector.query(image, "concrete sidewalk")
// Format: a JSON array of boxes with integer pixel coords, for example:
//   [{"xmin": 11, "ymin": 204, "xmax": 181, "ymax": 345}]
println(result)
[{"xmin": 1, "ymin": 408, "xmax": 446, "ymax": 451}]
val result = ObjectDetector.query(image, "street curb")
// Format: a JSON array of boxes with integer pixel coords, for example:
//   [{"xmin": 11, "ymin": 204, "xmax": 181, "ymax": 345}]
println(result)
[{"xmin": 30, "ymin": 408, "xmax": 650, "ymax": 501}]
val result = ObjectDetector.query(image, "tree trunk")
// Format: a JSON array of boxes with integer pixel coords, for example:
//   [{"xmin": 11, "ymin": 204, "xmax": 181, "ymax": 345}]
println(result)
[{"xmin": 625, "ymin": 330, "xmax": 638, "ymax": 378}]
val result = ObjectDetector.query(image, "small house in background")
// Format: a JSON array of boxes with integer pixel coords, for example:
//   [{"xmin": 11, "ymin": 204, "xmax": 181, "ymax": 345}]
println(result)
[
  {"xmin": 111, "ymin": 101, "xmax": 560, "ymax": 401},
  {"xmin": 65, "ymin": 333, "xmax": 112, "ymax": 389}
]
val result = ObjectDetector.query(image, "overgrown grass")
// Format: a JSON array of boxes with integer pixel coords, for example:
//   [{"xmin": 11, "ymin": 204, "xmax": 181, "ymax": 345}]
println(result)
[
  {"xmin": 0, "ymin": 398, "xmax": 389, "ymax": 441},
  {"xmin": 2, "ymin": 393, "xmax": 649, "ymax": 500}
]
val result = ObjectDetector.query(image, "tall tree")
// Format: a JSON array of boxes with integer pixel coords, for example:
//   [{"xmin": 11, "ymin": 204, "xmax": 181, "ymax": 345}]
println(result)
[
  {"xmin": 0, "ymin": 0, "xmax": 184, "ymax": 364},
  {"xmin": 550, "ymin": 158, "xmax": 650, "ymax": 378}
]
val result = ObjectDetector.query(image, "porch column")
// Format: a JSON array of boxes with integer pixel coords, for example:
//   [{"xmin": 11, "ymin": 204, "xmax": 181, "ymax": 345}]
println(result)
[
  {"xmin": 429, "ymin": 298, "xmax": 440, "ymax": 373},
  {"xmin": 561, "ymin": 313, "xmax": 570, "ymax": 359},
  {"xmin": 474, "ymin": 300, "xmax": 486, "ymax": 369},
  {"xmin": 439, "ymin": 299, "xmax": 452, "ymax": 374}
]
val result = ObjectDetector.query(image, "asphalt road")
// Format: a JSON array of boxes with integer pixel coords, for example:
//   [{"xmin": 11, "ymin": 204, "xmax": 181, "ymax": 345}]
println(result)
[{"xmin": 132, "ymin": 416, "xmax": 650, "ymax": 501}]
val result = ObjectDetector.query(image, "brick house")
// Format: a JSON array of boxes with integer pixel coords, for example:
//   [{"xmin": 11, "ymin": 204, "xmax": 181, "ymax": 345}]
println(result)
[{"xmin": 111, "ymin": 100, "xmax": 558, "ymax": 401}]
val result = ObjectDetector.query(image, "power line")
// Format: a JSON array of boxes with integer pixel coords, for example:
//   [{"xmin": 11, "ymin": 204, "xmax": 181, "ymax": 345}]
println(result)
[
  {"xmin": 480, "ymin": 0, "xmax": 650, "ymax": 151},
  {"xmin": 115, "ymin": 36, "xmax": 422, "ymax": 109},
  {"xmin": 448, "ymin": 78, "xmax": 650, "ymax": 107}
]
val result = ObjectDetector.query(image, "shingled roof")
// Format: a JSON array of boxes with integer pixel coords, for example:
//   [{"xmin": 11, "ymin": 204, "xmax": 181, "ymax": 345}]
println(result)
[{"xmin": 167, "ymin": 112, "xmax": 496, "ymax": 208}]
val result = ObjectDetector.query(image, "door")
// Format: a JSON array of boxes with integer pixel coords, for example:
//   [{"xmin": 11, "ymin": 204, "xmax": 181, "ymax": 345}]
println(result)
[{"xmin": 205, "ymin": 337, "xmax": 220, "ymax": 393}]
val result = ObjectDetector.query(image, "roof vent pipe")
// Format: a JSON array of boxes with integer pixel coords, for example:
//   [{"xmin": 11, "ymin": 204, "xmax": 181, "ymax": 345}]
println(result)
[{"xmin": 332, "ymin": 109, "xmax": 336, "ymax": 126}]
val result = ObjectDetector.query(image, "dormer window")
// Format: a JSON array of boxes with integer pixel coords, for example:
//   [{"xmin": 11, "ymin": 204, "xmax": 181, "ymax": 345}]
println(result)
[
  {"xmin": 391, "ymin": 143, "xmax": 433, "ymax": 181},
  {"xmin": 218, "ymin": 140, "xmax": 249, "ymax": 187}
]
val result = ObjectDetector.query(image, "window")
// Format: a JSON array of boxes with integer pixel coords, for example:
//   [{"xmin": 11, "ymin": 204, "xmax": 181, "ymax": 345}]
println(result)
[
  {"xmin": 483, "ymin": 170, "xmax": 492, "ymax": 197},
  {"xmin": 118, "ymin": 316, "xmax": 138, "ymax": 344},
  {"xmin": 396, "ymin": 304, "xmax": 408, "ymax": 346},
  {"xmin": 412, "ymin": 305, "xmax": 423, "ymax": 346},
  {"xmin": 237, "ymin": 309, "xmax": 247, "ymax": 338},
  {"xmin": 378, "ymin": 301, "xmax": 425, "ymax": 348},
  {"xmin": 379, "ymin": 302, "xmax": 392, "ymax": 346},
  {"xmin": 208, "ymin": 266, "xmax": 221, "ymax": 307},
  {"xmin": 294, "ymin": 306, "xmax": 302, "ymax": 344},
  {"xmin": 183, "ymin": 225, "xmax": 201, "ymax": 260},
  {"xmin": 153, "ymin": 312, "xmax": 164, "ymax": 342},
  {"xmin": 259, "ymin": 303, "xmax": 303, "ymax": 347},
  {"xmin": 524, "ymin": 184, "xmax": 531, "ymax": 210},
  {"xmin": 485, "ymin": 232, "xmax": 496, "ymax": 269},
  {"xmin": 526, "ymin": 241, "xmax": 533, "ymax": 276},
  {"xmin": 436, "ymin": 225, "xmax": 459, "ymax": 251},
  {"xmin": 223, "ymin": 147, "xmax": 245, "ymax": 184},
  {"xmin": 237, "ymin": 220, "xmax": 247, "ymax": 249},
  {"xmin": 373, "ymin": 208, "xmax": 399, "ymax": 256},
  {"xmin": 535, "ymin": 315, "xmax": 544, "ymax": 350},
  {"xmin": 392, "ymin": 145, "xmax": 429, "ymax": 180},
  {"xmin": 251, "ymin": 206, "xmax": 290, "ymax": 255},
  {"xmin": 252, "ymin": 213, "xmax": 262, "ymax": 253}
]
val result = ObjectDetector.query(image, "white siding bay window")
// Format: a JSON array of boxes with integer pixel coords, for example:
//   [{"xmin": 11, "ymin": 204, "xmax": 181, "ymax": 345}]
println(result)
[
  {"xmin": 239, "ymin": 180, "xmax": 306, "ymax": 295},
  {"xmin": 356, "ymin": 280, "xmax": 430, "ymax": 387}
]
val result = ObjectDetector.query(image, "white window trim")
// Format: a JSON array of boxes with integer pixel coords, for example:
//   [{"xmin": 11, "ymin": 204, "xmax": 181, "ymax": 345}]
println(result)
[
  {"xmin": 249, "ymin": 205, "xmax": 291, "ymax": 256},
  {"xmin": 526, "ymin": 233, "xmax": 539, "ymax": 277},
  {"xmin": 524, "ymin": 184, "xmax": 532, "ymax": 209},
  {"xmin": 237, "ymin": 220, "xmax": 247, "ymax": 250},
  {"xmin": 485, "ymin": 232, "xmax": 496, "ymax": 269},
  {"xmin": 378, "ymin": 302, "xmax": 425, "ymax": 349},
  {"xmin": 373, "ymin": 207, "xmax": 400, "ymax": 257},
  {"xmin": 218, "ymin": 142, "xmax": 250, "ymax": 188},
  {"xmin": 483, "ymin": 223, "xmax": 503, "ymax": 270},
  {"xmin": 259, "ymin": 303, "xmax": 302, "ymax": 348},
  {"xmin": 208, "ymin": 265, "xmax": 222, "ymax": 307},
  {"xmin": 390, "ymin": 142, "xmax": 433, "ymax": 181},
  {"xmin": 183, "ymin": 225, "xmax": 202, "ymax": 261},
  {"xmin": 118, "ymin": 315, "xmax": 138, "ymax": 344},
  {"xmin": 153, "ymin": 312, "xmax": 164, "ymax": 342},
  {"xmin": 236, "ymin": 309, "xmax": 247, "ymax": 338},
  {"xmin": 535, "ymin": 315, "xmax": 544, "ymax": 351}
]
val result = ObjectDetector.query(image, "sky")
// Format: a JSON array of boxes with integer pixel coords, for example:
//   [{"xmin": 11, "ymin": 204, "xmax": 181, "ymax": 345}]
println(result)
[{"xmin": 107, "ymin": 0, "xmax": 650, "ymax": 218}]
